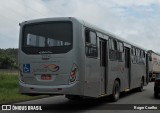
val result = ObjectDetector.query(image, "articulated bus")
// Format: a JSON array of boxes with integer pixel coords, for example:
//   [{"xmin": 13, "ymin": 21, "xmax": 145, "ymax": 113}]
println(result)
[{"xmin": 19, "ymin": 17, "xmax": 149, "ymax": 101}]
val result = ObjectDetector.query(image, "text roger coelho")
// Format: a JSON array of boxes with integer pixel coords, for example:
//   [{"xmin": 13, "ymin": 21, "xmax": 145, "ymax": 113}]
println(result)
[{"xmin": 134, "ymin": 105, "xmax": 158, "ymax": 110}]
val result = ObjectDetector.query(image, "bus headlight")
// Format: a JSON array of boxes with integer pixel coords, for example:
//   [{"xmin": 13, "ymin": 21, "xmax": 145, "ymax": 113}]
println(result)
[{"xmin": 69, "ymin": 64, "xmax": 78, "ymax": 83}]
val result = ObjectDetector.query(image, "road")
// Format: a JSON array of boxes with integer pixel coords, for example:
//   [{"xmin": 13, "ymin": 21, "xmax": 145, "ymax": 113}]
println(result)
[{"xmin": 1, "ymin": 82, "xmax": 160, "ymax": 113}]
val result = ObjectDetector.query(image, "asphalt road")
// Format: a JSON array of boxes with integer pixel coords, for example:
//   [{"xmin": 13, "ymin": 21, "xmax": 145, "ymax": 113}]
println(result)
[{"xmin": 1, "ymin": 82, "xmax": 160, "ymax": 113}]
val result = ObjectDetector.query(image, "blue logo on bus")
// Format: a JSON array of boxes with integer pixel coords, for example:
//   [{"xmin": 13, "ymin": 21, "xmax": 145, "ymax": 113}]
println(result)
[{"xmin": 23, "ymin": 64, "xmax": 30, "ymax": 73}]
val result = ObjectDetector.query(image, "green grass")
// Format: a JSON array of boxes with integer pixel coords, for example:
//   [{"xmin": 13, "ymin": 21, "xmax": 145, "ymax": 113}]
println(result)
[{"xmin": 0, "ymin": 73, "xmax": 47, "ymax": 104}]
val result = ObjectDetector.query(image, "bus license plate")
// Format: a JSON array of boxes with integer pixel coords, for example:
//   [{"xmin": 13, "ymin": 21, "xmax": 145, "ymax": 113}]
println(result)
[{"xmin": 41, "ymin": 74, "xmax": 52, "ymax": 80}]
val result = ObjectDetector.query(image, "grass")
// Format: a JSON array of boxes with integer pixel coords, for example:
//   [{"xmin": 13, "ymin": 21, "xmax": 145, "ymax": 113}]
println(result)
[{"xmin": 0, "ymin": 73, "xmax": 47, "ymax": 104}]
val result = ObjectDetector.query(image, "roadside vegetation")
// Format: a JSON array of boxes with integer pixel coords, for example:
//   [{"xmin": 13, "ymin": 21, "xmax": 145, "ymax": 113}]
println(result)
[
  {"xmin": 0, "ymin": 49, "xmax": 48, "ymax": 104},
  {"xmin": 0, "ymin": 73, "xmax": 47, "ymax": 104},
  {"xmin": 0, "ymin": 48, "xmax": 18, "ymax": 69}
]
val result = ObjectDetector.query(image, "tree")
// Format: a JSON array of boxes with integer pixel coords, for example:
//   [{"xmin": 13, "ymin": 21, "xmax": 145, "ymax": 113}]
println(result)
[{"xmin": 0, "ymin": 54, "xmax": 14, "ymax": 69}]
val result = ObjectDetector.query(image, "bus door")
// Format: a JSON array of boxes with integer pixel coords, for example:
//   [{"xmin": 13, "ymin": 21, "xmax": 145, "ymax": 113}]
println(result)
[
  {"xmin": 99, "ymin": 38, "xmax": 107, "ymax": 95},
  {"xmin": 124, "ymin": 47, "xmax": 131, "ymax": 89}
]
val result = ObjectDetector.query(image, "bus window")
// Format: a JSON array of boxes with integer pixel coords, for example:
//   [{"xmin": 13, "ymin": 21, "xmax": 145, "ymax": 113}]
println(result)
[
  {"xmin": 113, "ymin": 39, "xmax": 118, "ymax": 50},
  {"xmin": 140, "ymin": 50, "xmax": 145, "ymax": 58},
  {"xmin": 85, "ymin": 30, "xmax": 97, "ymax": 45},
  {"xmin": 109, "ymin": 39, "xmax": 112, "ymax": 49},
  {"xmin": 136, "ymin": 48, "xmax": 140, "ymax": 57},
  {"xmin": 22, "ymin": 22, "xmax": 73, "ymax": 54},
  {"xmin": 118, "ymin": 41, "xmax": 123, "ymax": 52},
  {"xmin": 143, "ymin": 51, "xmax": 145, "ymax": 58},
  {"xmin": 85, "ymin": 30, "xmax": 90, "ymax": 43},
  {"xmin": 109, "ymin": 38, "xmax": 117, "ymax": 60},
  {"xmin": 85, "ymin": 29, "xmax": 98, "ymax": 58},
  {"xmin": 117, "ymin": 41, "xmax": 123, "ymax": 61},
  {"xmin": 132, "ymin": 47, "xmax": 136, "ymax": 56},
  {"xmin": 110, "ymin": 39, "xmax": 117, "ymax": 50},
  {"xmin": 109, "ymin": 38, "xmax": 117, "ymax": 50}
]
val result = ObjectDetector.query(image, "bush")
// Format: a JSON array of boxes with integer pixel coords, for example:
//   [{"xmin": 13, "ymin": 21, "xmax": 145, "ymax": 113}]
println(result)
[
  {"xmin": 0, "ymin": 48, "xmax": 18, "ymax": 69},
  {"xmin": 0, "ymin": 55, "xmax": 15, "ymax": 69}
]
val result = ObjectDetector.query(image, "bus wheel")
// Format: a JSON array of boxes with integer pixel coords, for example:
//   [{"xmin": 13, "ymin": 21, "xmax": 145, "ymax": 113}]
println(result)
[
  {"xmin": 138, "ymin": 78, "xmax": 144, "ymax": 92},
  {"xmin": 112, "ymin": 80, "xmax": 120, "ymax": 102}
]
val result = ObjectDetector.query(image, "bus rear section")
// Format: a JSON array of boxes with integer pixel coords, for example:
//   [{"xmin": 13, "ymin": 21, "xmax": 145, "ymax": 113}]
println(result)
[{"xmin": 19, "ymin": 19, "xmax": 82, "ymax": 96}]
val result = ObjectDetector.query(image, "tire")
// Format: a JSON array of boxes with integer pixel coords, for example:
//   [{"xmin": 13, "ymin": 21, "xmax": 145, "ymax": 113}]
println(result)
[
  {"xmin": 111, "ymin": 80, "xmax": 120, "ymax": 102},
  {"xmin": 154, "ymin": 92, "xmax": 159, "ymax": 98},
  {"xmin": 138, "ymin": 78, "xmax": 144, "ymax": 92}
]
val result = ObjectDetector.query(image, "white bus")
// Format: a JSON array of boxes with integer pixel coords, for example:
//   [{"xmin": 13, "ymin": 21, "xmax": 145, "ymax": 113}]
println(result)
[{"xmin": 19, "ymin": 17, "xmax": 149, "ymax": 101}]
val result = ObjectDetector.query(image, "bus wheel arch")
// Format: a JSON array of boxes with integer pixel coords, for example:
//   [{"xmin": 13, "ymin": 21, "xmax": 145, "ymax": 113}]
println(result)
[{"xmin": 111, "ymin": 78, "xmax": 121, "ymax": 102}]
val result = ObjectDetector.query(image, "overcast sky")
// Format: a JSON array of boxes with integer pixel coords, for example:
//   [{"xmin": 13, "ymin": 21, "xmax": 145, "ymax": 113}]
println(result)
[{"xmin": 0, "ymin": 0, "xmax": 160, "ymax": 52}]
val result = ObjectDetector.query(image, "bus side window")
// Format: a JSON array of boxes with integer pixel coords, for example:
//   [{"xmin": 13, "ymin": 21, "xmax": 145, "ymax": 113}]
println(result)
[
  {"xmin": 143, "ymin": 51, "xmax": 145, "ymax": 58},
  {"xmin": 90, "ymin": 31, "xmax": 97, "ymax": 45},
  {"xmin": 140, "ymin": 50, "xmax": 144, "ymax": 58},
  {"xmin": 85, "ymin": 30, "xmax": 90, "ymax": 43},
  {"xmin": 85, "ymin": 30, "xmax": 97, "ymax": 45},
  {"xmin": 110, "ymin": 39, "xmax": 117, "ymax": 50},
  {"xmin": 132, "ymin": 47, "xmax": 134, "ymax": 55},
  {"xmin": 136, "ymin": 48, "xmax": 140, "ymax": 56},
  {"xmin": 118, "ymin": 41, "xmax": 124, "ymax": 52},
  {"xmin": 113, "ymin": 39, "xmax": 118, "ymax": 50},
  {"xmin": 85, "ymin": 29, "xmax": 98, "ymax": 58},
  {"xmin": 132, "ymin": 47, "xmax": 136, "ymax": 64},
  {"xmin": 109, "ymin": 38, "xmax": 117, "ymax": 60},
  {"xmin": 117, "ymin": 41, "xmax": 123, "ymax": 61}
]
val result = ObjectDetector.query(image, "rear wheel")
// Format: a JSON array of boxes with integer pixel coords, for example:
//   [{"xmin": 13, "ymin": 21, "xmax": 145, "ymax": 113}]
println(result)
[{"xmin": 111, "ymin": 80, "xmax": 120, "ymax": 102}]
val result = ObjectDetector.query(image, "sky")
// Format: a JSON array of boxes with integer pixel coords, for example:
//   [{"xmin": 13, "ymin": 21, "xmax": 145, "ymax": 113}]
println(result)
[{"xmin": 0, "ymin": 0, "xmax": 160, "ymax": 52}]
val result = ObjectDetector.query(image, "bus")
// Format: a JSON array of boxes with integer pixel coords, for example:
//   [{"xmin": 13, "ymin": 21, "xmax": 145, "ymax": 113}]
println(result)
[
  {"xmin": 148, "ymin": 50, "xmax": 160, "ymax": 81},
  {"xmin": 19, "ymin": 17, "xmax": 149, "ymax": 101}
]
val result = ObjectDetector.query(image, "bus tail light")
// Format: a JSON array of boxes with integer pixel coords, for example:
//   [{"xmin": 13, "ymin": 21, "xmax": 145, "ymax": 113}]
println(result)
[{"xmin": 69, "ymin": 64, "xmax": 78, "ymax": 83}]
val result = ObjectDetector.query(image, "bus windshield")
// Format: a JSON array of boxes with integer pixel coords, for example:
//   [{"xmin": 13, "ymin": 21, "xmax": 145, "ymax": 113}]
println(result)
[{"xmin": 22, "ymin": 22, "xmax": 72, "ymax": 54}]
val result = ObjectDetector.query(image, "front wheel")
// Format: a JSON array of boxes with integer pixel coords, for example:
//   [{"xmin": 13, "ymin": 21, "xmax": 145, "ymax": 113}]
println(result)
[{"xmin": 111, "ymin": 80, "xmax": 120, "ymax": 102}]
